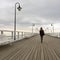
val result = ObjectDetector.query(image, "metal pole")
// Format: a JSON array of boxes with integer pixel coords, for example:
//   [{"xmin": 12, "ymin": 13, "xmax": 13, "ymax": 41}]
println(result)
[
  {"xmin": 32, "ymin": 23, "xmax": 35, "ymax": 33},
  {"xmin": 14, "ymin": 2, "xmax": 22, "ymax": 40},
  {"xmin": 51, "ymin": 24, "xmax": 54, "ymax": 33},
  {"xmin": 32, "ymin": 25, "xmax": 33, "ymax": 33},
  {"xmin": 14, "ymin": 4, "xmax": 16, "ymax": 40},
  {"xmin": 53, "ymin": 25, "xmax": 54, "ymax": 33}
]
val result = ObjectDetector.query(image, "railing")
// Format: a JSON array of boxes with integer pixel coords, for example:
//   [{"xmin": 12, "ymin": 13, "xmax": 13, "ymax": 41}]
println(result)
[
  {"xmin": 0, "ymin": 30, "xmax": 35, "ymax": 40},
  {"xmin": 47, "ymin": 32, "xmax": 60, "ymax": 38},
  {"xmin": 0, "ymin": 30, "xmax": 23, "ymax": 39},
  {"xmin": 0, "ymin": 30, "xmax": 36, "ymax": 45}
]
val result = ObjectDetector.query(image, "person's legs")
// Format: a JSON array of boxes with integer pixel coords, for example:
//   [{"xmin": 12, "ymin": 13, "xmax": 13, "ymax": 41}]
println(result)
[{"xmin": 41, "ymin": 36, "xmax": 43, "ymax": 43}]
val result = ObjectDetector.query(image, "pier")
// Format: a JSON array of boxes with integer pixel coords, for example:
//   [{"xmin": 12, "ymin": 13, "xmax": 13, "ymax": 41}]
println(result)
[{"xmin": 0, "ymin": 34, "xmax": 60, "ymax": 60}]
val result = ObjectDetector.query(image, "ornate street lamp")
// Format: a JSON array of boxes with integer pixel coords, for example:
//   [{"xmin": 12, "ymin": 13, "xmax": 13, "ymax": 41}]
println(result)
[
  {"xmin": 51, "ymin": 24, "xmax": 54, "ymax": 33},
  {"xmin": 14, "ymin": 2, "xmax": 22, "ymax": 40},
  {"xmin": 32, "ymin": 23, "xmax": 35, "ymax": 33}
]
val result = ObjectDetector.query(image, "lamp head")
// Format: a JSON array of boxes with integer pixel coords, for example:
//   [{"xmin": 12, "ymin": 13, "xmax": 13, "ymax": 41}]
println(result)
[
  {"xmin": 33, "ymin": 24, "xmax": 35, "ymax": 26},
  {"xmin": 17, "ymin": 5, "xmax": 22, "ymax": 11},
  {"xmin": 51, "ymin": 24, "xmax": 53, "ymax": 26}
]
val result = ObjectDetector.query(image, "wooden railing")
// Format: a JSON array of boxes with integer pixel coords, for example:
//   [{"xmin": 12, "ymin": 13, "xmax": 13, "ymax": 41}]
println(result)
[
  {"xmin": 0, "ymin": 30, "xmax": 35, "ymax": 40},
  {"xmin": 0, "ymin": 30, "xmax": 23, "ymax": 39}
]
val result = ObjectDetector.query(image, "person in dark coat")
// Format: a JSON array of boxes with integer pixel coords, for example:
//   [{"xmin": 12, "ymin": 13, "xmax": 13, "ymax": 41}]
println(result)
[{"xmin": 39, "ymin": 27, "xmax": 45, "ymax": 43}]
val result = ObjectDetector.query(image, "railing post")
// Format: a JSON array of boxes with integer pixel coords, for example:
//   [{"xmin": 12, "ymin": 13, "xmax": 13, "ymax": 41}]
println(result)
[
  {"xmin": 18, "ymin": 32, "xmax": 19, "ymax": 39},
  {"xmin": 58, "ymin": 33, "xmax": 60, "ymax": 37},
  {"xmin": 21, "ymin": 32, "xmax": 23, "ymax": 37},
  {"xmin": 1, "ymin": 31, "xmax": 3, "ymax": 35},
  {"xmin": 11, "ymin": 32, "xmax": 13, "ymax": 39}
]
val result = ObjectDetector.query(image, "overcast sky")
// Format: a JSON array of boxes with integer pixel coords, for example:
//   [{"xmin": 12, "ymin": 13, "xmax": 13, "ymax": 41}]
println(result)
[{"xmin": 0, "ymin": 0, "xmax": 60, "ymax": 31}]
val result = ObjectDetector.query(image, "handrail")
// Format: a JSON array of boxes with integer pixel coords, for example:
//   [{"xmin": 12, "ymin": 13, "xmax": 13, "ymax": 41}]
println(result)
[{"xmin": 0, "ymin": 30, "xmax": 32, "ymax": 33}]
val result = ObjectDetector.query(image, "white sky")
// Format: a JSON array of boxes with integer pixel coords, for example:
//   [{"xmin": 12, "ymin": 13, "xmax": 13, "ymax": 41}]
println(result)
[{"xmin": 0, "ymin": 0, "xmax": 60, "ymax": 32}]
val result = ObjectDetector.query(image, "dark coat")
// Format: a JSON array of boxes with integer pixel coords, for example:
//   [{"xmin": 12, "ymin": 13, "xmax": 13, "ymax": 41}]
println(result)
[{"xmin": 39, "ymin": 30, "xmax": 45, "ymax": 36}]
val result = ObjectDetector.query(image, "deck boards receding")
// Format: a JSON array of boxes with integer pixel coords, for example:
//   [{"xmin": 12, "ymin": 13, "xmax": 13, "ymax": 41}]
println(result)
[{"xmin": 0, "ymin": 35, "xmax": 60, "ymax": 60}]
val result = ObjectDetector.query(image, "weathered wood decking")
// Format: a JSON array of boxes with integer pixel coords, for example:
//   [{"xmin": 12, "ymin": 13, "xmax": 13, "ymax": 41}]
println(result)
[{"xmin": 0, "ymin": 35, "xmax": 60, "ymax": 60}]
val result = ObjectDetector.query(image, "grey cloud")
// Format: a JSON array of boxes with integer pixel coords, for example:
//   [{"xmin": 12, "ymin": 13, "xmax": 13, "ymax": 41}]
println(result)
[{"xmin": 0, "ymin": 0, "xmax": 60, "ymax": 28}]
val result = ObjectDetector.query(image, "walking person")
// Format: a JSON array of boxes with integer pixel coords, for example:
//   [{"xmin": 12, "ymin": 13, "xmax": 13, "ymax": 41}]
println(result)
[{"xmin": 39, "ymin": 27, "xmax": 45, "ymax": 43}]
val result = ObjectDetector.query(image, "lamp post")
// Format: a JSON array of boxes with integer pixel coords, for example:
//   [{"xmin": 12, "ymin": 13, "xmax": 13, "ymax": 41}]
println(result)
[
  {"xmin": 14, "ymin": 2, "xmax": 22, "ymax": 40},
  {"xmin": 51, "ymin": 24, "xmax": 54, "ymax": 33},
  {"xmin": 32, "ymin": 23, "xmax": 35, "ymax": 33}
]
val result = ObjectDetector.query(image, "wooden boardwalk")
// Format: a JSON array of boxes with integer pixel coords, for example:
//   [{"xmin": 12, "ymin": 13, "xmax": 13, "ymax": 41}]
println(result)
[{"xmin": 0, "ymin": 35, "xmax": 60, "ymax": 60}]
